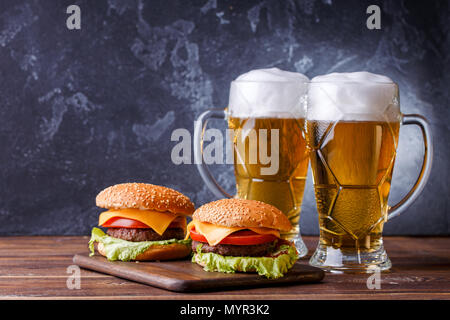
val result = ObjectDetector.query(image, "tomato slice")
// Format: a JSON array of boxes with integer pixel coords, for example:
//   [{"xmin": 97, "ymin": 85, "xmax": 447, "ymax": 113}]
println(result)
[
  {"xmin": 101, "ymin": 216, "xmax": 185, "ymax": 229},
  {"xmin": 101, "ymin": 216, "xmax": 186, "ymax": 231},
  {"xmin": 189, "ymin": 228, "xmax": 277, "ymax": 245},
  {"xmin": 101, "ymin": 217, "xmax": 150, "ymax": 228}
]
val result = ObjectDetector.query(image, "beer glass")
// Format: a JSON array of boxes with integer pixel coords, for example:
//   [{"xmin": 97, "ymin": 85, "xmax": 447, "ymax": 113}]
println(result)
[
  {"xmin": 306, "ymin": 79, "xmax": 433, "ymax": 272},
  {"xmin": 193, "ymin": 71, "xmax": 310, "ymax": 257}
]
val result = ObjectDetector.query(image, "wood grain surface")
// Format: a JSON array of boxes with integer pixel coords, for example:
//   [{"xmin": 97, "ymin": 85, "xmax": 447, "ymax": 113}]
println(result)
[
  {"xmin": 73, "ymin": 253, "xmax": 324, "ymax": 292},
  {"xmin": 0, "ymin": 236, "xmax": 449, "ymax": 300}
]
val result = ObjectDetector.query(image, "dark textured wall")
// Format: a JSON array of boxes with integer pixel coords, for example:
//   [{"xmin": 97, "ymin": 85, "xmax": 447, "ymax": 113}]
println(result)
[{"xmin": 0, "ymin": 0, "xmax": 448, "ymax": 236}]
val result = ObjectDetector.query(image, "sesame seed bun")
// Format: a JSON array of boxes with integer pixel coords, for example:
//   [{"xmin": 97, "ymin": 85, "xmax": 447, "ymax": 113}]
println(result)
[
  {"xmin": 96, "ymin": 183, "xmax": 194, "ymax": 216},
  {"xmin": 96, "ymin": 242, "xmax": 191, "ymax": 261},
  {"xmin": 193, "ymin": 199, "xmax": 292, "ymax": 232}
]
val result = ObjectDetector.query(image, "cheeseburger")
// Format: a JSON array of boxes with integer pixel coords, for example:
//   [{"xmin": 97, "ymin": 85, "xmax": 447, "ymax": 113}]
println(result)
[
  {"xmin": 187, "ymin": 199, "xmax": 299, "ymax": 279},
  {"xmin": 89, "ymin": 183, "xmax": 194, "ymax": 261}
]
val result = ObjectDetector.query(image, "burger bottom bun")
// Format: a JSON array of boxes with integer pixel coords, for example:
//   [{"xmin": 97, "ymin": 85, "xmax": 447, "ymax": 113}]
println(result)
[{"xmin": 97, "ymin": 242, "xmax": 191, "ymax": 261}]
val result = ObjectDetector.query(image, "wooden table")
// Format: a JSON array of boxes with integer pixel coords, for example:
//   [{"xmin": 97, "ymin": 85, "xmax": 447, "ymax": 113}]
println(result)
[{"xmin": 0, "ymin": 236, "xmax": 449, "ymax": 300}]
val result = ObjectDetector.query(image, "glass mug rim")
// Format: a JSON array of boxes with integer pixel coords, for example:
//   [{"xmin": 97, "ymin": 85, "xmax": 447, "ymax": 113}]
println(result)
[
  {"xmin": 230, "ymin": 80, "xmax": 398, "ymax": 85},
  {"xmin": 230, "ymin": 79, "xmax": 309, "ymax": 84},
  {"xmin": 309, "ymin": 81, "xmax": 398, "ymax": 86}
]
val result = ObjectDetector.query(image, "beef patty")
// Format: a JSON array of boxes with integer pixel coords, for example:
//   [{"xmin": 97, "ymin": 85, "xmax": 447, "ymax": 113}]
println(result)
[
  {"xmin": 107, "ymin": 227, "xmax": 184, "ymax": 242},
  {"xmin": 192, "ymin": 240, "xmax": 275, "ymax": 257}
]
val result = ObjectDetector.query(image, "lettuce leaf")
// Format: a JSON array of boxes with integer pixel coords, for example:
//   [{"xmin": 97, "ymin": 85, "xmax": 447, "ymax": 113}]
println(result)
[
  {"xmin": 192, "ymin": 243, "xmax": 299, "ymax": 279},
  {"xmin": 89, "ymin": 227, "xmax": 191, "ymax": 261}
]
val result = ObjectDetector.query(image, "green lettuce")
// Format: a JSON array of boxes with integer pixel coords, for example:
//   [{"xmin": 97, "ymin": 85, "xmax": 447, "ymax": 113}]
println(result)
[
  {"xmin": 192, "ymin": 243, "xmax": 299, "ymax": 279},
  {"xmin": 89, "ymin": 227, "xmax": 191, "ymax": 261}
]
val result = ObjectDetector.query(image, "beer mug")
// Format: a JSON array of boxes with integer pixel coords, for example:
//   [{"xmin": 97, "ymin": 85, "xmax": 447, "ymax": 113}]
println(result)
[
  {"xmin": 306, "ymin": 72, "xmax": 433, "ymax": 272},
  {"xmin": 193, "ymin": 68, "xmax": 310, "ymax": 257}
]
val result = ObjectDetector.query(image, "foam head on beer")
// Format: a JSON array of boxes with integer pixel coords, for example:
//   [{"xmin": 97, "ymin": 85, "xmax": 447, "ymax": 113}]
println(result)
[
  {"xmin": 228, "ymin": 68, "xmax": 309, "ymax": 118},
  {"xmin": 307, "ymin": 71, "xmax": 400, "ymax": 122}
]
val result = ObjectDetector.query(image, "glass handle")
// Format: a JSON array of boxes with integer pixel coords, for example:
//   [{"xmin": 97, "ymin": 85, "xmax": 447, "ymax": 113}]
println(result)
[
  {"xmin": 193, "ymin": 109, "xmax": 232, "ymax": 199},
  {"xmin": 387, "ymin": 114, "xmax": 433, "ymax": 220}
]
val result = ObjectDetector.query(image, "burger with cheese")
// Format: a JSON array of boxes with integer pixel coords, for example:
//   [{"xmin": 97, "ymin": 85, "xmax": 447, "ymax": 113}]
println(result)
[
  {"xmin": 89, "ymin": 183, "xmax": 194, "ymax": 261},
  {"xmin": 187, "ymin": 199, "xmax": 299, "ymax": 279}
]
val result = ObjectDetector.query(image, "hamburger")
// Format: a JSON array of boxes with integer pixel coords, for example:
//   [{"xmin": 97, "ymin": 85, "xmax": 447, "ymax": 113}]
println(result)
[
  {"xmin": 187, "ymin": 199, "xmax": 299, "ymax": 279},
  {"xmin": 89, "ymin": 183, "xmax": 194, "ymax": 261}
]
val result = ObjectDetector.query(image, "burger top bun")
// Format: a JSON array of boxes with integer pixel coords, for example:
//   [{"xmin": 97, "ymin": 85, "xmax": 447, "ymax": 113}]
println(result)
[
  {"xmin": 193, "ymin": 199, "xmax": 292, "ymax": 232},
  {"xmin": 96, "ymin": 183, "xmax": 195, "ymax": 216}
]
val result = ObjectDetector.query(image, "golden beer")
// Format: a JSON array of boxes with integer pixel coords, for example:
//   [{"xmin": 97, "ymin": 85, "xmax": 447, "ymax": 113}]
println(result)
[
  {"xmin": 307, "ymin": 120, "xmax": 400, "ymax": 252},
  {"xmin": 306, "ymin": 75, "xmax": 432, "ymax": 272},
  {"xmin": 228, "ymin": 117, "xmax": 309, "ymax": 240}
]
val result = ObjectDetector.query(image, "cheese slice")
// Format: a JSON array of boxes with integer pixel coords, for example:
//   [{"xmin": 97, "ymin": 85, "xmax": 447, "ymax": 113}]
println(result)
[
  {"xmin": 186, "ymin": 220, "xmax": 280, "ymax": 246},
  {"xmin": 99, "ymin": 208, "xmax": 180, "ymax": 236}
]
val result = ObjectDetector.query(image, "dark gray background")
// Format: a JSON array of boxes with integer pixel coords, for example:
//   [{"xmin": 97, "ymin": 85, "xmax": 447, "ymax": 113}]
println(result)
[{"xmin": 0, "ymin": 0, "xmax": 448, "ymax": 236}]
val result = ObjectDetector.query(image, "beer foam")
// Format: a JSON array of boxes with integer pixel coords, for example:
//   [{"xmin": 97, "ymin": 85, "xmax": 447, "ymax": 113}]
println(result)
[
  {"xmin": 228, "ymin": 68, "xmax": 309, "ymax": 118},
  {"xmin": 307, "ymin": 72, "xmax": 400, "ymax": 121}
]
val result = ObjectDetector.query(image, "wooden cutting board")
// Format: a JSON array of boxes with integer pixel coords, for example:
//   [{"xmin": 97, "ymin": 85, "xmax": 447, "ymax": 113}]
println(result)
[{"xmin": 73, "ymin": 253, "xmax": 325, "ymax": 292}]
